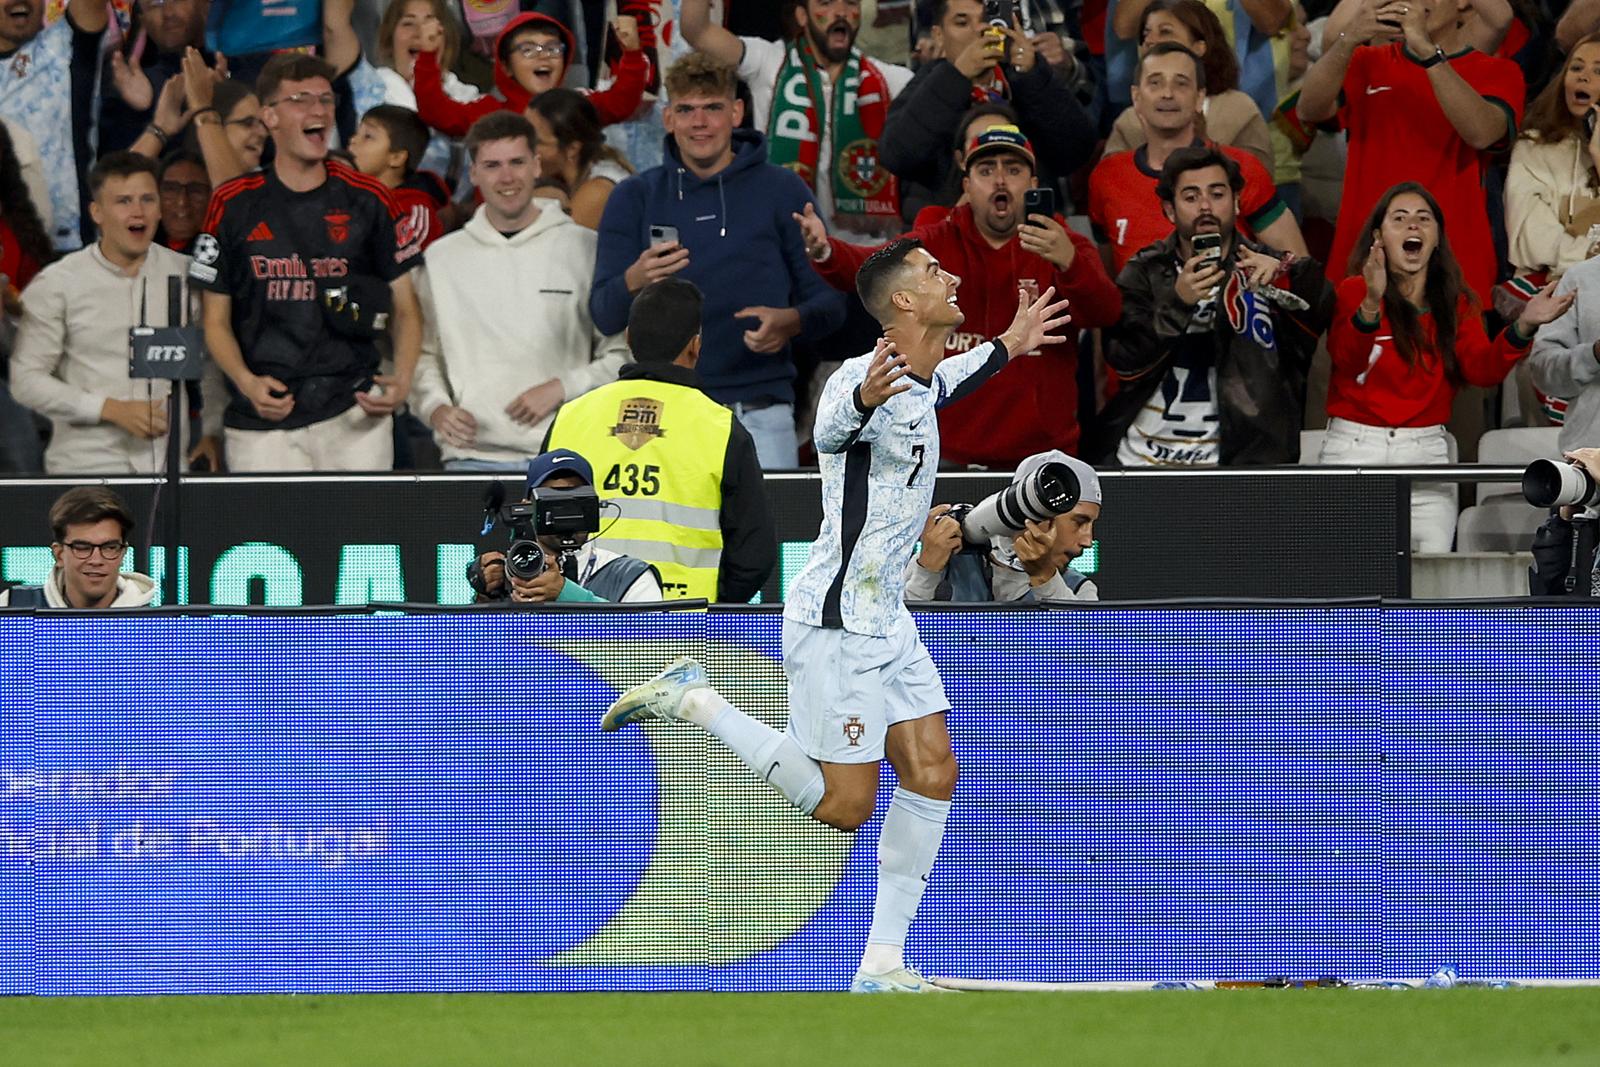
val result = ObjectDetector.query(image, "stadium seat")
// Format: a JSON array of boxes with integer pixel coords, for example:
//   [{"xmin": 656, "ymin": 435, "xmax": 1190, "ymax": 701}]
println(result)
[{"xmin": 1454, "ymin": 427, "xmax": 1562, "ymax": 552}]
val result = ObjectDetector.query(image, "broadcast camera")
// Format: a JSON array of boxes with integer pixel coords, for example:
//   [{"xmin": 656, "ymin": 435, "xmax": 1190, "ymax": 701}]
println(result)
[
  {"xmin": 466, "ymin": 480, "xmax": 601, "ymax": 598},
  {"xmin": 946, "ymin": 460, "xmax": 1081, "ymax": 544}
]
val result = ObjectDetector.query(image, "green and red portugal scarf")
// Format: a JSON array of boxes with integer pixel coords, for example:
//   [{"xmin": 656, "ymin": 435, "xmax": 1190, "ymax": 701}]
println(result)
[{"xmin": 766, "ymin": 38, "xmax": 899, "ymax": 222}]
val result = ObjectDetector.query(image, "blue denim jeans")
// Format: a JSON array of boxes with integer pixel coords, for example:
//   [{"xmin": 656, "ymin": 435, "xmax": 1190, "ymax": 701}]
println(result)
[
  {"xmin": 731, "ymin": 402, "xmax": 799, "ymax": 470},
  {"xmin": 0, "ymin": 379, "xmax": 43, "ymax": 473}
]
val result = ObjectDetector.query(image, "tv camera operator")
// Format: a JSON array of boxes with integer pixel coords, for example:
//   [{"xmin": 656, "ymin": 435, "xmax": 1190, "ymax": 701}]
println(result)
[
  {"xmin": 1526, "ymin": 447, "xmax": 1600, "ymax": 598},
  {"xmin": 905, "ymin": 450, "xmax": 1102, "ymax": 603},
  {"xmin": 468, "ymin": 449, "xmax": 663, "ymax": 604}
]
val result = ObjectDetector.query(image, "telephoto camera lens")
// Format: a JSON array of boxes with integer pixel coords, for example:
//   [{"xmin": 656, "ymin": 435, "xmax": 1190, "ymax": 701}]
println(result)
[
  {"xmin": 504, "ymin": 538, "xmax": 548, "ymax": 581},
  {"xmin": 1522, "ymin": 458, "xmax": 1600, "ymax": 510},
  {"xmin": 957, "ymin": 461, "xmax": 1081, "ymax": 541}
]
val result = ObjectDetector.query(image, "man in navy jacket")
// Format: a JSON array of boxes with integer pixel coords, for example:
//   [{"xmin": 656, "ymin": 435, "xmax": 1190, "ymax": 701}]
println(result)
[{"xmin": 590, "ymin": 52, "xmax": 845, "ymax": 469}]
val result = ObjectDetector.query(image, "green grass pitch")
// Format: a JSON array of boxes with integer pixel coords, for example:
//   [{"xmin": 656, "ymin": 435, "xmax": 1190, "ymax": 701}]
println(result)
[{"xmin": 3, "ymin": 988, "xmax": 1598, "ymax": 1066}]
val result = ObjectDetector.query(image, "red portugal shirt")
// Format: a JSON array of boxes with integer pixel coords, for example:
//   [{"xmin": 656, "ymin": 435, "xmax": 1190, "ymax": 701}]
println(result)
[
  {"xmin": 1088, "ymin": 140, "xmax": 1286, "ymax": 275},
  {"xmin": 1325, "ymin": 275, "xmax": 1530, "ymax": 427},
  {"xmin": 1328, "ymin": 43, "xmax": 1524, "ymax": 304}
]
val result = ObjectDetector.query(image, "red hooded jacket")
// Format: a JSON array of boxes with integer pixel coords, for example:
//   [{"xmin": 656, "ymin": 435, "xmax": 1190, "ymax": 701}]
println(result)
[
  {"xmin": 413, "ymin": 13, "xmax": 648, "ymax": 137},
  {"xmin": 813, "ymin": 204, "xmax": 1122, "ymax": 466}
]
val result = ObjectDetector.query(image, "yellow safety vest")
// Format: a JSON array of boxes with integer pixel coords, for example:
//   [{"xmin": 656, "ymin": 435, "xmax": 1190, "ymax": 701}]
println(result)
[{"xmin": 546, "ymin": 376, "xmax": 732, "ymax": 601}]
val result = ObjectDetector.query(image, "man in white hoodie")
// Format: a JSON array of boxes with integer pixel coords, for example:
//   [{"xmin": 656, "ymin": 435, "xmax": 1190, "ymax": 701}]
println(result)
[
  {"xmin": 0, "ymin": 487, "xmax": 155, "ymax": 608},
  {"xmin": 413, "ymin": 111, "xmax": 627, "ymax": 471}
]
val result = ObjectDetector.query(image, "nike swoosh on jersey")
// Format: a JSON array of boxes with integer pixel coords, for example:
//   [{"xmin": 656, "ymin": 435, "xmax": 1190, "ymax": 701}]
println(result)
[{"xmin": 1365, "ymin": 86, "xmax": 1393, "ymax": 95}]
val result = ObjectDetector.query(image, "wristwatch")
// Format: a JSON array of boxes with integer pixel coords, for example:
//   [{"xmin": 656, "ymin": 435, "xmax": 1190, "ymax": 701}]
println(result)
[{"xmin": 1414, "ymin": 44, "xmax": 1447, "ymax": 68}]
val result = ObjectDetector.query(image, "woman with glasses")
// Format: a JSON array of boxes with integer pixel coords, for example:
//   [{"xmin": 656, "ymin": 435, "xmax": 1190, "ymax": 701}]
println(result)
[
  {"xmin": 154, "ymin": 151, "xmax": 209, "ymax": 254},
  {"xmin": 129, "ymin": 50, "xmax": 267, "ymax": 187}
]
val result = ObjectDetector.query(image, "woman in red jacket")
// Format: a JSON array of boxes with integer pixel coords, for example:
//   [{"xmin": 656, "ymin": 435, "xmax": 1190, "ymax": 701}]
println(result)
[{"xmin": 1319, "ymin": 181, "xmax": 1574, "ymax": 551}]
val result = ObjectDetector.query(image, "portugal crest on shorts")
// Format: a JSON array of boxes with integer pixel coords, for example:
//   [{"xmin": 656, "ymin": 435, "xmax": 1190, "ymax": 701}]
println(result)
[
  {"xmin": 843, "ymin": 716, "xmax": 865, "ymax": 747},
  {"xmin": 324, "ymin": 211, "xmax": 351, "ymax": 244},
  {"xmin": 838, "ymin": 139, "xmax": 890, "ymax": 199},
  {"xmin": 610, "ymin": 397, "xmax": 666, "ymax": 451}
]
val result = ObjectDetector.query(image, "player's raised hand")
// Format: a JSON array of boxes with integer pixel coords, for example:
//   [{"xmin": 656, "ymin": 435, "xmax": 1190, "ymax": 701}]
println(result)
[
  {"xmin": 998, "ymin": 285, "xmax": 1071, "ymax": 357},
  {"xmin": 858, "ymin": 336, "xmax": 912, "ymax": 407}
]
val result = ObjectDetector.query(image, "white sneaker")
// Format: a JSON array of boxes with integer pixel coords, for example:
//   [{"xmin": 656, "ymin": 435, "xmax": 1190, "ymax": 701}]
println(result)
[
  {"xmin": 599, "ymin": 656, "xmax": 709, "ymax": 732},
  {"xmin": 849, "ymin": 966, "xmax": 955, "ymax": 993}
]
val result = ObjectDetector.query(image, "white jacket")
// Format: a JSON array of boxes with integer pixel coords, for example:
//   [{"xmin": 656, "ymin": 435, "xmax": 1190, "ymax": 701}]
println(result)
[
  {"xmin": 9, "ymin": 243, "xmax": 225, "ymax": 475},
  {"xmin": 0, "ymin": 568, "xmax": 156, "ymax": 607},
  {"xmin": 413, "ymin": 203, "xmax": 628, "ymax": 464},
  {"xmin": 1506, "ymin": 134, "xmax": 1600, "ymax": 280}
]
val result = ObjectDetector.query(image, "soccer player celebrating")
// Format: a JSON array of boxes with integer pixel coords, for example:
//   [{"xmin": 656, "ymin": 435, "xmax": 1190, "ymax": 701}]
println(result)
[{"xmin": 602, "ymin": 238, "xmax": 1070, "ymax": 992}]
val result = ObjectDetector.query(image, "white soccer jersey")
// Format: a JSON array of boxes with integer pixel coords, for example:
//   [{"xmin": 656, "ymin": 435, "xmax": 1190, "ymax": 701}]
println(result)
[{"xmin": 785, "ymin": 339, "xmax": 1009, "ymax": 637}]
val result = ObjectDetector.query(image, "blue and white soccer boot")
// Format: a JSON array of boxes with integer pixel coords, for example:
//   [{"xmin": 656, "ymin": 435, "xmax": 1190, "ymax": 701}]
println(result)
[
  {"xmin": 600, "ymin": 656, "xmax": 709, "ymax": 732},
  {"xmin": 849, "ymin": 966, "xmax": 955, "ymax": 993}
]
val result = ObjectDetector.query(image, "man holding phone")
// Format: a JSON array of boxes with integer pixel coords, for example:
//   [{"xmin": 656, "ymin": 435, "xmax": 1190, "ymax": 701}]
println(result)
[
  {"xmin": 1097, "ymin": 146, "xmax": 1333, "ymax": 468},
  {"xmin": 590, "ymin": 53, "xmax": 846, "ymax": 469},
  {"xmin": 797, "ymin": 124, "xmax": 1122, "ymax": 467},
  {"xmin": 1089, "ymin": 43, "xmax": 1306, "ymax": 276}
]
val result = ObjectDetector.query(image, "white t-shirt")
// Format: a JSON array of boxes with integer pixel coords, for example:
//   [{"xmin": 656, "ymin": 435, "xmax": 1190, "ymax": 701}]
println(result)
[
  {"xmin": 1117, "ymin": 287, "xmax": 1222, "ymax": 466},
  {"xmin": 737, "ymin": 36, "xmax": 913, "ymax": 244}
]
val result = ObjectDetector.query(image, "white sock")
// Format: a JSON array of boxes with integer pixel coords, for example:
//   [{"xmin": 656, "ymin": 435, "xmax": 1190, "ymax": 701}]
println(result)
[
  {"xmin": 685, "ymin": 688, "xmax": 826, "ymax": 814},
  {"xmin": 862, "ymin": 787, "xmax": 950, "ymax": 974}
]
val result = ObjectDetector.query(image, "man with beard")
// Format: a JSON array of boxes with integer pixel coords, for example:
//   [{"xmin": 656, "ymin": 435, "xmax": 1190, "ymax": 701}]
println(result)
[
  {"xmin": 601, "ymin": 240, "xmax": 1071, "ymax": 993},
  {"xmin": 683, "ymin": 0, "xmax": 913, "ymax": 243},
  {"xmin": 797, "ymin": 125, "xmax": 1121, "ymax": 467},
  {"xmin": 1089, "ymin": 43, "xmax": 1305, "ymax": 275},
  {"xmin": 0, "ymin": 0, "xmax": 108, "ymax": 250},
  {"xmin": 192, "ymin": 54, "xmax": 424, "ymax": 472},
  {"xmin": 1096, "ymin": 145, "xmax": 1333, "ymax": 467},
  {"xmin": 100, "ymin": 0, "xmax": 216, "ymax": 154}
]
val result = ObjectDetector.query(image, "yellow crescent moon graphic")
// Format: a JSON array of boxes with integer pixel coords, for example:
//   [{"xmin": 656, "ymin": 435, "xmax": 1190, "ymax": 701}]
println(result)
[{"xmin": 540, "ymin": 639, "xmax": 853, "ymax": 965}]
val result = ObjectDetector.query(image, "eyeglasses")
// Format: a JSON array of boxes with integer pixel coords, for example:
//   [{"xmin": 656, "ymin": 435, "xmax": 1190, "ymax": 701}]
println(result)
[
  {"xmin": 160, "ymin": 181, "xmax": 211, "ymax": 199},
  {"xmin": 269, "ymin": 91, "xmax": 337, "ymax": 109},
  {"xmin": 512, "ymin": 41, "xmax": 567, "ymax": 60},
  {"xmin": 225, "ymin": 115, "xmax": 267, "ymax": 132},
  {"xmin": 59, "ymin": 540, "xmax": 128, "ymax": 560}
]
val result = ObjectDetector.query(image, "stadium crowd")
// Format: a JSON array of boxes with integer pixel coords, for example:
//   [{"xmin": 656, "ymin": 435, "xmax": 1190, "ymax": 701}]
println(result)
[{"xmin": 0, "ymin": 0, "xmax": 1596, "ymax": 571}]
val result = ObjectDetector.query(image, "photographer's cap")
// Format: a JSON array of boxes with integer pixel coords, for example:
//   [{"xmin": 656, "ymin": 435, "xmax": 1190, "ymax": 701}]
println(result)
[
  {"xmin": 1015, "ymin": 449, "xmax": 1101, "ymax": 507},
  {"xmin": 527, "ymin": 449, "xmax": 594, "ymax": 492},
  {"xmin": 964, "ymin": 124, "xmax": 1036, "ymax": 173}
]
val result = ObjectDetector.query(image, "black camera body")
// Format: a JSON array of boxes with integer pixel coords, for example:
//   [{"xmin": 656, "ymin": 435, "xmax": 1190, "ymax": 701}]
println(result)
[{"xmin": 468, "ymin": 482, "xmax": 601, "ymax": 597}]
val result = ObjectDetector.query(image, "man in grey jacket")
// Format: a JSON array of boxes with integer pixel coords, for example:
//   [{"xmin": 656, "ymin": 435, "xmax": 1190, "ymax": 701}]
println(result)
[{"xmin": 1529, "ymin": 257, "xmax": 1600, "ymax": 455}]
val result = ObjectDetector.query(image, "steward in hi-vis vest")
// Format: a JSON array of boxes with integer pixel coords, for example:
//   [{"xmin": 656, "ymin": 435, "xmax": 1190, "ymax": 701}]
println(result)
[{"xmin": 544, "ymin": 278, "xmax": 776, "ymax": 602}]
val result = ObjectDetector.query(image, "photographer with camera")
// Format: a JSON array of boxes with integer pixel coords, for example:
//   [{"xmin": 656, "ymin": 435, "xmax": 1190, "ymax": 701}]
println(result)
[
  {"xmin": 907, "ymin": 450, "xmax": 1102, "ymax": 602},
  {"xmin": 469, "ymin": 449, "xmax": 662, "ymax": 604},
  {"xmin": 1526, "ymin": 447, "xmax": 1600, "ymax": 597}
]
